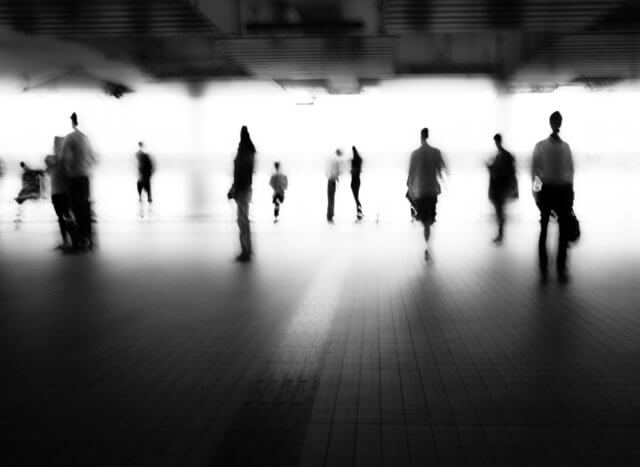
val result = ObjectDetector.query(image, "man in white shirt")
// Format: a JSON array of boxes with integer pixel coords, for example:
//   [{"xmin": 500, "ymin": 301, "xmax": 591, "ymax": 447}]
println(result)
[
  {"xmin": 326, "ymin": 149, "xmax": 343, "ymax": 222},
  {"xmin": 269, "ymin": 161, "xmax": 288, "ymax": 222},
  {"xmin": 531, "ymin": 111, "xmax": 574, "ymax": 283},
  {"xmin": 407, "ymin": 128, "xmax": 447, "ymax": 262},
  {"xmin": 61, "ymin": 112, "xmax": 97, "ymax": 250}
]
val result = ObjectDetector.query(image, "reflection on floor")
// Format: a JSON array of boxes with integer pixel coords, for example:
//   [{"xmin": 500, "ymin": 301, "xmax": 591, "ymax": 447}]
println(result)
[{"xmin": 1, "ymin": 219, "xmax": 639, "ymax": 466}]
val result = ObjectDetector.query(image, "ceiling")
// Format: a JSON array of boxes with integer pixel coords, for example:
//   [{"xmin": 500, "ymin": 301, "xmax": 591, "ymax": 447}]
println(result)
[{"xmin": 0, "ymin": 0, "xmax": 638, "ymax": 93}]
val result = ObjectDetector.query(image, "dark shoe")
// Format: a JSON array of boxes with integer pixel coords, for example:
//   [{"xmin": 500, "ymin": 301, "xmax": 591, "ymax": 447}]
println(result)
[
  {"xmin": 492, "ymin": 235, "xmax": 503, "ymax": 245},
  {"xmin": 424, "ymin": 249, "xmax": 432, "ymax": 263},
  {"xmin": 539, "ymin": 271, "xmax": 549, "ymax": 284},
  {"xmin": 235, "ymin": 252, "xmax": 252, "ymax": 262},
  {"xmin": 558, "ymin": 271, "xmax": 570, "ymax": 284}
]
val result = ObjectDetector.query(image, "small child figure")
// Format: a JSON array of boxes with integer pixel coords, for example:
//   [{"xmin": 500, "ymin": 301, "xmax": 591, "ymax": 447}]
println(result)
[{"xmin": 269, "ymin": 161, "xmax": 288, "ymax": 223}]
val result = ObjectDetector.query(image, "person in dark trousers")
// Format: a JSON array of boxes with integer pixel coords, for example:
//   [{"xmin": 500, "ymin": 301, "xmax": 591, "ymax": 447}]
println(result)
[
  {"xmin": 227, "ymin": 126, "xmax": 256, "ymax": 262},
  {"xmin": 350, "ymin": 146, "xmax": 364, "ymax": 221},
  {"xmin": 531, "ymin": 111, "xmax": 575, "ymax": 283},
  {"xmin": 407, "ymin": 128, "xmax": 447, "ymax": 263},
  {"xmin": 45, "ymin": 136, "xmax": 74, "ymax": 248},
  {"xmin": 326, "ymin": 148, "xmax": 343, "ymax": 222},
  {"xmin": 61, "ymin": 112, "xmax": 97, "ymax": 251},
  {"xmin": 135, "ymin": 141, "xmax": 154, "ymax": 218},
  {"xmin": 269, "ymin": 161, "xmax": 288, "ymax": 223},
  {"xmin": 487, "ymin": 133, "xmax": 518, "ymax": 244}
]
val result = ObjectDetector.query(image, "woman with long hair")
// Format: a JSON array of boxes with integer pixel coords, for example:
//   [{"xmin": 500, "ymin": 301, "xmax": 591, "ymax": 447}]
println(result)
[
  {"xmin": 350, "ymin": 146, "xmax": 363, "ymax": 220},
  {"xmin": 227, "ymin": 126, "xmax": 256, "ymax": 261}
]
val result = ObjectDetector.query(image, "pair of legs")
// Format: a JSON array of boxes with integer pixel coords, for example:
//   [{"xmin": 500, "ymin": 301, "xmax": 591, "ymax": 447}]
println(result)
[
  {"xmin": 415, "ymin": 196, "xmax": 438, "ymax": 260},
  {"xmin": 52, "ymin": 193, "xmax": 75, "ymax": 246},
  {"xmin": 235, "ymin": 189, "xmax": 252, "ymax": 260},
  {"xmin": 272, "ymin": 192, "xmax": 284, "ymax": 221},
  {"xmin": 350, "ymin": 175, "xmax": 363, "ymax": 220},
  {"xmin": 68, "ymin": 176, "xmax": 92, "ymax": 249},
  {"xmin": 137, "ymin": 177, "xmax": 152, "ymax": 203},
  {"xmin": 137, "ymin": 177, "xmax": 153, "ymax": 218},
  {"xmin": 490, "ymin": 195, "xmax": 506, "ymax": 242},
  {"xmin": 327, "ymin": 179, "xmax": 337, "ymax": 221},
  {"xmin": 537, "ymin": 184, "xmax": 574, "ymax": 280}
]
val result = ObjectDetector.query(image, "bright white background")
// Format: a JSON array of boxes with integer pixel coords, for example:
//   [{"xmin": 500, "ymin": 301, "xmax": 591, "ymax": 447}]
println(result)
[{"xmin": 0, "ymin": 77, "xmax": 639, "ymax": 225}]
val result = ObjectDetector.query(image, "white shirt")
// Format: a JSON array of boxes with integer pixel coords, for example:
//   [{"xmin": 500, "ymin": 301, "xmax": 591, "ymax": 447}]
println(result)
[
  {"xmin": 61, "ymin": 129, "xmax": 97, "ymax": 177},
  {"xmin": 531, "ymin": 135, "xmax": 574, "ymax": 185},
  {"xmin": 407, "ymin": 143, "xmax": 446, "ymax": 198},
  {"xmin": 326, "ymin": 156, "xmax": 343, "ymax": 181},
  {"xmin": 269, "ymin": 172, "xmax": 288, "ymax": 194}
]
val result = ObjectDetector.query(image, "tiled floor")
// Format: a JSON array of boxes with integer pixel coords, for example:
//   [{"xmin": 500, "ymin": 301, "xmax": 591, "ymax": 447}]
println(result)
[{"xmin": 1, "ymin": 218, "xmax": 639, "ymax": 466}]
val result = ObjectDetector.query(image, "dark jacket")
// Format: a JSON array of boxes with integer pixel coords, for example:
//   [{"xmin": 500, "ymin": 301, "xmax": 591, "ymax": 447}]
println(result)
[
  {"xmin": 233, "ymin": 146, "xmax": 255, "ymax": 192},
  {"xmin": 488, "ymin": 149, "xmax": 517, "ymax": 201}
]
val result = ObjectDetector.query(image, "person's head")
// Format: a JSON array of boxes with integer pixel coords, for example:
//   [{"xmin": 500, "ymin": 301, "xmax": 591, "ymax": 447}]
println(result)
[
  {"xmin": 70, "ymin": 112, "xmax": 78, "ymax": 129},
  {"xmin": 19, "ymin": 161, "xmax": 25, "ymax": 169},
  {"xmin": 240, "ymin": 125, "xmax": 250, "ymax": 141},
  {"xmin": 336, "ymin": 148, "xmax": 343, "ymax": 157},
  {"xmin": 138, "ymin": 141, "xmax": 144, "ymax": 150},
  {"xmin": 274, "ymin": 161, "xmax": 280, "ymax": 171},
  {"xmin": 53, "ymin": 136, "xmax": 65, "ymax": 156},
  {"xmin": 352, "ymin": 146, "xmax": 360, "ymax": 159},
  {"xmin": 493, "ymin": 133, "xmax": 502, "ymax": 148},
  {"xmin": 549, "ymin": 111, "xmax": 562, "ymax": 134},
  {"xmin": 238, "ymin": 125, "xmax": 255, "ymax": 157},
  {"xmin": 420, "ymin": 128, "xmax": 429, "ymax": 143}
]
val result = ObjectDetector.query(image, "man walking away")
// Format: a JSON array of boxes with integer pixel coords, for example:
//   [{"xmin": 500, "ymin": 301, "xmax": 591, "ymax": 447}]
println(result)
[
  {"xmin": 136, "ymin": 141, "xmax": 155, "ymax": 218},
  {"xmin": 326, "ymin": 149, "xmax": 343, "ymax": 223},
  {"xmin": 487, "ymin": 133, "xmax": 518, "ymax": 244},
  {"xmin": 228, "ymin": 126, "xmax": 256, "ymax": 262},
  {"xmin": 269, "ymin": 161, "xmax": 288, "ymax": 223},
  {"xmin": 407, "ymin": 128, "xmax": 447, "ymax": 263},
  {"xmin": 61, "ymin": 112, "xmax": 97, "ymax": 251},
  {"xmin": 531, "ymin": 111, "xmax": 575, "ymax": 283},
  {"xmin": 351, "ymin": 146, "xmax": 364, "ymax": 221}
]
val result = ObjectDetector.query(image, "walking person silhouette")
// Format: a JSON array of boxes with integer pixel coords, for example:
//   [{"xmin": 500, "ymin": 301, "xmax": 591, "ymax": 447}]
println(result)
[
  {"xmin": 407, "ymin": 128, "xmax": 447, "ymax": 263},
  {"xmin": 487, "ymin": 133, "xmax": 518, "ymax": 244},
  {"xmin": 227, "ymin": 126, "xmax": 256, "ymax": 262},
  {"xmin": 531, "ymin": 111, "xmax": 575, "ymax": 283}
]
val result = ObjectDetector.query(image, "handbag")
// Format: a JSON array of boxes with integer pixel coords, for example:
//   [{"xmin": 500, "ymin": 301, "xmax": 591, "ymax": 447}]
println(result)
[{"xmin": 567, "ymin": 210, "xmax": 580, "ymax": 243}]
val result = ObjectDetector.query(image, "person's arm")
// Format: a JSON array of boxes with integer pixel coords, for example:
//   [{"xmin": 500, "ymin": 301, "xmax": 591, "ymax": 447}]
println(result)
[
  {"xmin": 283, "ymin": 175, "xmax": 288, "ymax": 190},
  {"xmin": 531, "ymin": 143, "xmax": 540, "ymax": 182},
  {"xmin": 60, "ymin": 135, "xmax": 72, "ymax": 174},
  {"xmin": 566, "ymin": 143, "xmax": 574, "ymax": 182},
  {"xmin": 83, "ymin": 134, "xmax": 98, "ymax": 166},
  {"xmin": 407, "ymin": 151, "xmax": 416, "ymax": 188},
  {"xmin": 439, "ymin": 150, "xmax": 448, "ymax": 176}
]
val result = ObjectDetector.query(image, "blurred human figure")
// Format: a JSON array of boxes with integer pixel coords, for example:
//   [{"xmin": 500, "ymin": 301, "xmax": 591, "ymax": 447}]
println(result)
[
  {"xmin": 45, "ymin": 136, "xmax": 74, "ymax": 249},
  {"xmin": 15, "ymin": 161, "xmax": 32, "ymax": 209},
  {"xmin": 227, "ymin": 126, "xmax": 255, "ymax": 262},
  {"xmin": 531, "ymin": 111, "xmax": 574, "ymax": 283},
  {"xmin": 487, "ymin": 133, "xmax": 518, "ymax": 244},
  {"xmin": 407, "ymin": 128, "xmax": 447, "ymax": 262},
  {"xmin": 135, "ymin": 141, "xmax": 154, "ymax": 218},
  {"xmin": 14, "ymin": 161, "xmax": 46, "ymax": 228},
  {"xmin": 350, "ymin": 146, "xmax": 364, "ymax": 221},
  {"xmin": 61, "ymin": 112, "xmax": 97, "ymax": 250},
  {"xmin": 269, "ymin": 161, "xmax": 288, "ymax": 223},
  {"xmin": 326, "ymin": 148, "xmax": 343, "ymax": 222}
]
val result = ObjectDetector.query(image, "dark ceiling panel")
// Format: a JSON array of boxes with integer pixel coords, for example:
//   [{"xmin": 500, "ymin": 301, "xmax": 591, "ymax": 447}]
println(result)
[
  {"xmin": 0, "ymin": 0, "xmax": 639, "ymax": 87},
  {"xmin": 0, "ymin": 0, "xmax": 214, "ymax": 37},
  {"xmin": 383, "ymin": 0, "xmax": 624, "ymax": 33},
  {"xmin": 220, "ymin": 35, "xmax": 396, "ymax": 80}
]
